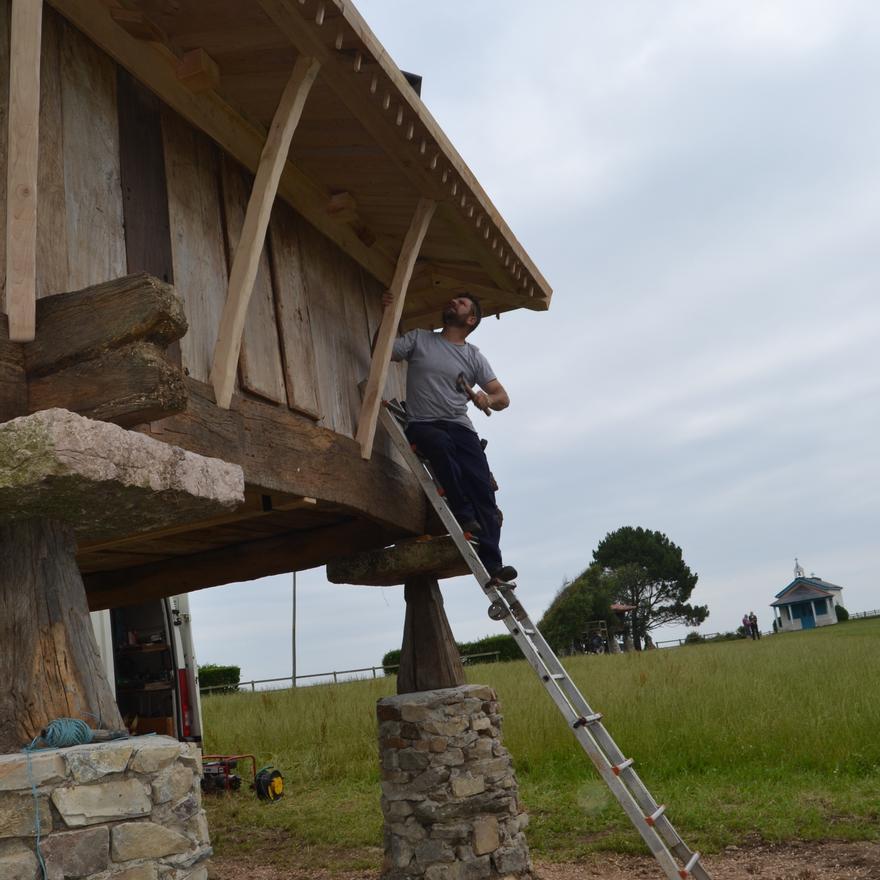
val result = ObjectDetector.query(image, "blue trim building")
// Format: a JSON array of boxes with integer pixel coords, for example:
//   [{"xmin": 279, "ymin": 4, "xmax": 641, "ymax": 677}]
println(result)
[{"xmin": 771, "ymin": 576, "xmax": 844, "ymax": 632}]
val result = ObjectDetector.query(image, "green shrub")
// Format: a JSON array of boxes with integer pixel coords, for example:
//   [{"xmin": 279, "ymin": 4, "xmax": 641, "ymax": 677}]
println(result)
[
  {"xmin": 684, "ymin": 632, "xmax": 705, "ymax": 644},
  {"xmin": 835, "ymin": 604, "xmax": 850, "ymax": 622},
  {"xmin": 381, "ymin": 633, "xmax": 521, "ymax": 671},
  {"xmin": 199, "ymin": 663, "xmax": 240, "ymax": 692}
]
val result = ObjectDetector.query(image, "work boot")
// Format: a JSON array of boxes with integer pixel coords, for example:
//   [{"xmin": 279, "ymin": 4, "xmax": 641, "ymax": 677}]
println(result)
[{"xmin": 489, "ymin": 564, "xmax": 518, "ymax": 584}]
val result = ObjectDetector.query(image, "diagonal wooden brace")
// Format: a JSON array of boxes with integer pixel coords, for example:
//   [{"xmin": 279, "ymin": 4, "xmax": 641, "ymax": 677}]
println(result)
[
  {"xmin": 356, "ymin": 197, "xmax": 436, "ymax": 459},
  {"xmin": 211, "ymin": 54, "xmax": 320, "ymax": 409}
]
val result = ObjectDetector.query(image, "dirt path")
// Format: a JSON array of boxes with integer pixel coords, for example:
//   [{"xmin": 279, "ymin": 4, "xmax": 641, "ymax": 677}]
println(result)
[{"xmin": 208, "ymin": 840, "xmax": 880, "ymax": 880}]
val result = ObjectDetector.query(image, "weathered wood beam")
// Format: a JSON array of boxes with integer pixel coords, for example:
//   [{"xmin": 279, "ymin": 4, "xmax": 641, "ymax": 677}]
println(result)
[
  {"xmin": 27, "ymin": 341, "xmax": 186, "ymax": 427},
  {"xmin": 47, "ymin": 0, "xmax": 396, "ymax": 286},
  {"xmin": 84, "ymin": 519, "xmax": 392, "ymax": 611},
  {"xmin": 141, "ymin": 377, "xmax": 427, "ymax": 535},
  {"xmin": 327, "ymin": 535, "xmax": 467, "ymax": 586},
  {"xmin": 211, "ymin": 55, "xmax": 320, "ymax": 410},
  {"xmin": 396, "ymin": 576, "xmax": 466, "ymax": 694},
  {"xmin": 0, "ymin": 315, "xmax": 27, "ymax": 422},
  {"xmin": 23, "ymin": 273, "xmax": 186, "ymax": 376},
  {"xmin": 5, "ymin": 0, "xmax": 43, "ymax": 341},
  {"xmin": 357, "ymin": 197, "xmax": 436, "ymax": 459},
  {"xmin": 79, "ymin": 492, "xmax": 315, "ymax": 554}
]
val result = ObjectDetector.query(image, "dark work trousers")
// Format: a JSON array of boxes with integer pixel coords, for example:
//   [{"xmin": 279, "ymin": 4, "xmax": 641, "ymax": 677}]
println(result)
[{"xmin": 405, "ymin": 420, "xmax": 503, "ymax": 573}]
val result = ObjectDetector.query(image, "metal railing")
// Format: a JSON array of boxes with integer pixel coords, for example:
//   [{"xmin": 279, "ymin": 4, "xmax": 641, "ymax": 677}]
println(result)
[
  {"xmin": 200, "ymin": 650, "xmax": 502, "ymax": 694},
  {"xmin": 849, "ymin": 609, "xmax": 880, "ymax": 620}
]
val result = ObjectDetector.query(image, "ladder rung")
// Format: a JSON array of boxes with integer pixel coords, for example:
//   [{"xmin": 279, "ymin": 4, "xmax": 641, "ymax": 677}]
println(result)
[
  {"xmin": 645, "ymin": 804, "xmax": 666, "ymax": 826},
  {"xmin": 522, "ymin": 628, "xmax": 535, "ymax": 635},
  {"xmin": 542, "ymin": 673, "xmax": 566, "ymax": 682},
  {"xmin": 573, "ymin": 713, "xmax": 603, "ymax": 728},
  {"xmin": 611, "ymin": 758, "xmax": 634, "ymax": 776},
  {"xmin": 679, "ymin": 852, "xmax": 701, "ymax": 878}
]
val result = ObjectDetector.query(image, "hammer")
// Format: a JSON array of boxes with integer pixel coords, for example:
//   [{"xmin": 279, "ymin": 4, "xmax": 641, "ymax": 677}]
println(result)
[{"xmin": 457, "ymin": 372, "xmax": 491, "ymax": 417}]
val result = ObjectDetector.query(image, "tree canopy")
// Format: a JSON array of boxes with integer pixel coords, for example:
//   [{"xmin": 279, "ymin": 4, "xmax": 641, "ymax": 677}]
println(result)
[
  {"xmin": 592, "ymin": 526, "xmax": 708, "ymax": 648},
  {"xmin": 538, "ymin": 564, "xmax": 618, "ymax": 653}
]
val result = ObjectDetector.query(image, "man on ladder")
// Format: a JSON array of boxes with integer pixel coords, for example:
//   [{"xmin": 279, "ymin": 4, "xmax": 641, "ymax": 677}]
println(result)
[{"xmin": 382, "ymin": 291, "xmax": 518, "ymax": 584}]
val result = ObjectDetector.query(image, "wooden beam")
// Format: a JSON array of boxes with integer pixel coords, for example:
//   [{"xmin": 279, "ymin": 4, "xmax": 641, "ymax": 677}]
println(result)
[
  {"xmin": 327, "ymin": 535, "xmax": 468, "ymax": 586},
  {"xmin": 256, "ymin": 0, "xmax": 552, "ymax": 304},
  {"xmin": 27, "ymin": 341, "xmax": 187, "ymax": 427},
  {"xmin": 356, "ymin": 197, "xmax": 436, "ymax": 459},
  {"xmin": 141, "ymin": 377, "xmax": 428, "ymax": 535},
  {"xmin": 23, "ymin": 273, "xmax": 186, "ymax": 377},
  {"xmin": 175, "ymin": 48, "xmax": 221, "ymax": 94},
  {"xmin": 79, "ymin": 493, "xmax": 316, "ymax": 554},
  {"xmin": 46, "ymin": 0, "xmax": 397, "ymax": 287},
  {"xmin": 211, "ymin": 55, "xmax": 319, "ymax": 410},
  {"xmin": 84, "ymin": 519, "xmax": 392, "ymax": 610},
  {"xmin": 108, "ymin": 8, "xmax": 165, "ymax": 43},
  {"xmin": 5, "ymin": 0, "xmax": 43, "ymax": 342},
  {"xmin": 0, "ymin": 315, "xmax": 27, "ymax": 422}
]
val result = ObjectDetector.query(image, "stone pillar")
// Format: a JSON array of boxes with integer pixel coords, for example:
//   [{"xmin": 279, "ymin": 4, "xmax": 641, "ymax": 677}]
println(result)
[
  {"xmin": 0, "ymin": 736, "xmax": 210, "ymax": 880},
  {"xmin": 377, "ymin": 685, "xmax": 533, "ymax": 880}
]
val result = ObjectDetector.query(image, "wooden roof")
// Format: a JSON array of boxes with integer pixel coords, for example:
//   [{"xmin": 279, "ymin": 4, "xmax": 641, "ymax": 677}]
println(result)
[{"xmin": 48, "ymin": 0, "xmax": 552, "ymax": 328}]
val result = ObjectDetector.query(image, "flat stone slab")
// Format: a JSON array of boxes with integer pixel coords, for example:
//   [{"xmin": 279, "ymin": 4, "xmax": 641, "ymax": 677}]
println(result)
[{"xmin": 0, "ymin": 408, "xmax": 243, "ymax": 540}]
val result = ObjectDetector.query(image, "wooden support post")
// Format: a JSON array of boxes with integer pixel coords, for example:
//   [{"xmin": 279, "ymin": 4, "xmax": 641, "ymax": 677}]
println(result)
[
  {"xmin": 5, "ymin": 0, "xmax": 43, "ymax": 342},
  {"xmin": 397, "ymin": 575, "xmax": 466, "ymax": 695},
  {"xmin": 0, "ymin": 520, "xmax": 124, "ymax": 752},
  {"xmin": 210, "ymin": 55, "xmax": 320, "ymax": 410},
  {"xmin": 356, "ymin": 197, "xmax": 436, "ymax": 459}
]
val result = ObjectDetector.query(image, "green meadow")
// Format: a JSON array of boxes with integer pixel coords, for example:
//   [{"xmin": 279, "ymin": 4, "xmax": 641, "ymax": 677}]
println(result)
[{"xmin": 201, "ymin": 618, "xmax": 880, "ymax": 868}]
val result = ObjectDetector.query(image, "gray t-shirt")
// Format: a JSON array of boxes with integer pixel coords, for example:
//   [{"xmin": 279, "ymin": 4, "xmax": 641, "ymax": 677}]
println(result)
[{"xmin": 392, "ymin": 329, "xmax": 496, "ymax": 432}]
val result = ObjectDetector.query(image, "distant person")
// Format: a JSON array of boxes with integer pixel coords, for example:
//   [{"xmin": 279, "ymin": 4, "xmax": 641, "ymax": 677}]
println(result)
[
  {"xmin": 742, "ymin": 613, "xmax": 752, "ymax": 639},
  {"xmin": 749, "ymin": 611, "xmax": 760, "ymax": 640}
]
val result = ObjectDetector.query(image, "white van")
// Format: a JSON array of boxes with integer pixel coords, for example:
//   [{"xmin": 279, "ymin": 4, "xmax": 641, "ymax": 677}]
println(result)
[{"xmin": 91, "ymin": 595, "xmax": 203, "ymax": 742}]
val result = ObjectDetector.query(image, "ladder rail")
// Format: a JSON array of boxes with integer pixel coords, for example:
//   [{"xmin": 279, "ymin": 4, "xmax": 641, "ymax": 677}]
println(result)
[{"xmin": 379, "ymin": 403, "xmax": 710, "ymax": 880}]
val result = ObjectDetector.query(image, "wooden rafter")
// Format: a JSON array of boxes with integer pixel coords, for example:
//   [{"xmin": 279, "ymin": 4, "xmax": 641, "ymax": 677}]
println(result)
[
  {"xmin": 211, "ymin": 55, "xmax": 320, "ymax": 410},
  {"xmin": 256, "ymin": 0, "xmax": 551, "ymax": 306},
  {"xmin": 46, "ymin": 0, "xmax": 397, "ymax": 286},
  {"xmin": 5, "ymin": 0, "xmax": 43, "ymax": 341},
  {"xmin": 356, "ymin": 198, "xmax": 436, "ymax": 459}
]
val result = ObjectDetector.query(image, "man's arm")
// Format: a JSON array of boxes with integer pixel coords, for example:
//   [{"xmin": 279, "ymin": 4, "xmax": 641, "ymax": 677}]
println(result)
[
  {"xmin": 474, "ymin": 378, "xmax": 509, "ymax": 412},
  {"xmin": 374, "ymin": 290, "xmax": 404, "ymax": 357}
]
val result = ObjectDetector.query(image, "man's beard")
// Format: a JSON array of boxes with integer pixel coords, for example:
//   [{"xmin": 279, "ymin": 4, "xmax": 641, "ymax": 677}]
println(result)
[{"xmin": 442, "ymin": 307, "xmax": 468, "ymax": 328}]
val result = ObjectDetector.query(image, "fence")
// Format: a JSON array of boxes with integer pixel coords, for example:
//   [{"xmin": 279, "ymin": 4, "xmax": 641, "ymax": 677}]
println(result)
[
  {"xmin": 200, "ymin": 650, "xmax": 501, "ymax": 695},
  {"xmin": 654, "ymin": 607, "xmax": 880, "ymax": 648}
]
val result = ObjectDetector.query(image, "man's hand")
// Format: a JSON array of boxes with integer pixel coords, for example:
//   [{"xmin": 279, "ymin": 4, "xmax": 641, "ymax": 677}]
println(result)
[
  {"xmin": 382, "ymin": 290, "xmax": 393, "ymax": 309},
  {"xmin": 473, "ymin": 391, "xmax": 492, "ymax": 413}
]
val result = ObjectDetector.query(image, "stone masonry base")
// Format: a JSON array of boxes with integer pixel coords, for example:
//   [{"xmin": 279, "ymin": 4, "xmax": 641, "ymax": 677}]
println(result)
[
  {"xmin": 377, "ymin": 685, "xmax": 533, "ymax": 880},
  {"xmin": 0, "ymin": 736, "xmax": 209, "ymax": 880}
]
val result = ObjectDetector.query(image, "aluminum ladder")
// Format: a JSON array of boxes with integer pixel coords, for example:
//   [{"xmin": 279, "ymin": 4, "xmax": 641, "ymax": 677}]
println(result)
[{"xmin": 379, "ymin": 401, "xmax": 710, "ymax": 880}]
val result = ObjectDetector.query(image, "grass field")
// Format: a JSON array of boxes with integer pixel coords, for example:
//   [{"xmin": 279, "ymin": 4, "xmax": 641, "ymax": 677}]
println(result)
[{"xmin": 201, "ymin": 618, "xmax": 880, "ymax": 868}]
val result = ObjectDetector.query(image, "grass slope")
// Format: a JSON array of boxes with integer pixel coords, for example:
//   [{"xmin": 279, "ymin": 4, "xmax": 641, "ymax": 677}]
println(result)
[{"xmin": 202, "ymin": 618, "xmax": 880, "ymax": 866}]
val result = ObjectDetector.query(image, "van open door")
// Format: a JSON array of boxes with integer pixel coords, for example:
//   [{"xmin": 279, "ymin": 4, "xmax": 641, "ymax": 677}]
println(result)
[{"xmin": 90, "ymin": 594, "xmax": 202, "ymax": 742}]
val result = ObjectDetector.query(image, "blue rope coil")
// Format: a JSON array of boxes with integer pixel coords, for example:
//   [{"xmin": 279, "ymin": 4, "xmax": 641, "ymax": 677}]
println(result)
[{"xmin": 39, "ymin": 718, "xmax": 94, "ymax": 749}]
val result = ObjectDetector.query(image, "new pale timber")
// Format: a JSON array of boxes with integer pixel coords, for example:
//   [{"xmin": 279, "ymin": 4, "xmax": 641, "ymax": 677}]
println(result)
[
  {"xmin": 357, "ymin": 197, "xmax": 435, "ymax": 459},
  {"xmin": 5, "ymin": 0, "xmax": 43, "ymax": 341},
  {"xmin": 211, "ymin": 55, "xmax": 320, "ymax": 409}
]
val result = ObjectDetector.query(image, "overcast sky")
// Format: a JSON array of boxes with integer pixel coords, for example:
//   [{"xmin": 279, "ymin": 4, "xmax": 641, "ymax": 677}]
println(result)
[{"xmin": 190, "ymin": 0, "xmax": 880, "ymax": 684}]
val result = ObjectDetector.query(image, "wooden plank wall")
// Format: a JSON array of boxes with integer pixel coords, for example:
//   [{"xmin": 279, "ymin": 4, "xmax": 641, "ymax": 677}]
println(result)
[{"xmin": 0, "ymin": 9, "xmax": 400, "ymax": 449}]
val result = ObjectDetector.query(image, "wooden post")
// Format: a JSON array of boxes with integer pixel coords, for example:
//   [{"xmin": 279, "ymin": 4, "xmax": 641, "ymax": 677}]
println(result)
[
  {"xmin": 210, "ymin": 55, "xmax": 320, "ymax": 410},
  {"xmin": 5, "ymin": 0, "xmax": 43, "ymax": 341},
  {"xmin": 356, "ymin": 197, "xmax": 436, "ymax": 459},
  {"xmin": 397, "ymin": 575, "xmax": 466, "ymax": 694},
  {"xmin": 0, "ymin": 520, "xmax": 124, "ymax": 752}
]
